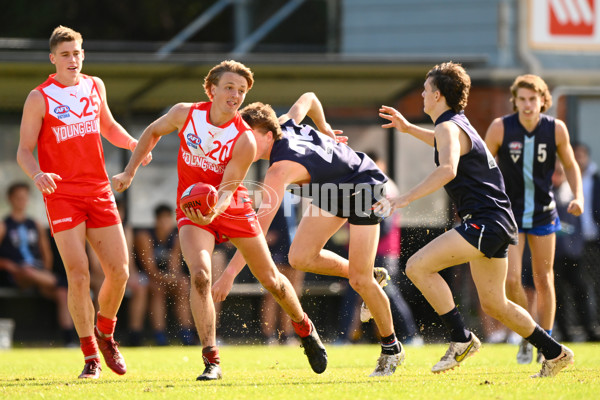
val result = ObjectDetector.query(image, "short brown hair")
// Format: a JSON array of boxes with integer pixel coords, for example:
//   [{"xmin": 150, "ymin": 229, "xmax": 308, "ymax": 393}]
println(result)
[
  {"xmin": 510, "ymin": 74, "xmax": 552, "ymax": 113},
  {"xmin": 7, "ymin": 182, "xmax": 30, "ymax": 198},
  {"xmin": 204, "ymin": 60, "xmax": 254, "ymax": 100},
  {"xmin": 49, "ymin": 25, "xmax": 83, "ymax": 53},
  {"xmin": 426, "ymin": 62, "xmax": 471, "ymax": 113},
  {"xmin": 240, "ymin": 102, "xmax": 282, "ymax": 141}
]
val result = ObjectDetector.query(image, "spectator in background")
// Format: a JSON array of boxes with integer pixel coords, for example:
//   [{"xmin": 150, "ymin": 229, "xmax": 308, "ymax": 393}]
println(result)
[
  {"xmin": 116, "ymin": 200, "xmax": 149, "ymax": 346},
  {"xmin": 368, "ymin": 153, "xmax": 422, "ymax": 345},
  {"xmin": 261, "ymin": 192, "xmax": 304, "ymax": 345},
  {"xmin": 135, "ymin": 204, "xmax": 195, "ymax": 346},
  {"xmin": 567, "ymin": 143, "xmax": 600, "ymax": 341},
  {"xmin": 0, "ymin": 182, "xmax": 75, "ymax": 346}
]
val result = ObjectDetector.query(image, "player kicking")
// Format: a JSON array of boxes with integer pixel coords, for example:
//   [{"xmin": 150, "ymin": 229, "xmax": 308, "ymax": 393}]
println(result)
[
  {"xmin": 112, "ymin": 61, "xmax": 327, "ymax": 380},
  {"xmin": 212, "ymin": 93, "xmax": 405, "ymax": 377},
  {"xmin": 17, "ymin": 26, "xmax": 152, "ymax": 379},
  {"xmin": 374, "ymin": 62, "xmax": 573, "ymax": 377}
]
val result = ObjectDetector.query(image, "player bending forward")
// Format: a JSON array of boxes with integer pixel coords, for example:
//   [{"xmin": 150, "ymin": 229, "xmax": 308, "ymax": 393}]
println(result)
[{"xmin": 213, "ymin": 93, "xmax": 405, "ymax": 377}]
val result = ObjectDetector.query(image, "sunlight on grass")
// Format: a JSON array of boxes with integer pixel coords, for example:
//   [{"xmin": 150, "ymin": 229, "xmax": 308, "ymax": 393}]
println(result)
[{"xmin": 1, "ymin": 343, "xmax": 598, "ymax": 399}]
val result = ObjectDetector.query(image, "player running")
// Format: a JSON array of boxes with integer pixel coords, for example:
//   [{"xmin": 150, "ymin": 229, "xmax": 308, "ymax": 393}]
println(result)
[
  {"xmin": 17, "ymin": 26, "xmax": 151, "ymax": 379},
  {"xmin": 212, "ymin": 93, "xmax": 405, "ymax": 377},
  {"xmin": 112, "ymin": 61, "xmax": 327, "ymax": 381},
  {"xmin": 375, "ymin": 62, "xmax": 573, "ymax": 378}
]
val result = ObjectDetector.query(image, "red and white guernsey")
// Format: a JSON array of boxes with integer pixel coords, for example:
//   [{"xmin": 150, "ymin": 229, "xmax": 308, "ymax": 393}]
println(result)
[
  {"xmin": 177, "ymin": 102, "xmax": 251, "ymax": 206},
  {"xmin": 36, "ymin": 74, "xmax": 110, "ymax": 196}
]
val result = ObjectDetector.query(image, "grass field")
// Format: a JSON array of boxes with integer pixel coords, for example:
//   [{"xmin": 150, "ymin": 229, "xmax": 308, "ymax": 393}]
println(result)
[{"xmin": 1, "ymin": 342, "xmax": 599, "ymax": 400}]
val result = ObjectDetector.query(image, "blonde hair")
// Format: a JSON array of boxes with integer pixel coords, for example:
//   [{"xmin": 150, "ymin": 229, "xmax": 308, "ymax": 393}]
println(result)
[
  {"xmin": 510, "ymin": 74, "xmax": 552, "ymax": 113},
  {"xmin": 203, "ymin": 60, "xmax": 254, "ymax": 100},
  {"xmin": 49, "ymin": 25, "xmax": 83, "ymax": 53},
  {"xmin": 240, "ymin": 102, "xmax": 282, "ymax": 141}
]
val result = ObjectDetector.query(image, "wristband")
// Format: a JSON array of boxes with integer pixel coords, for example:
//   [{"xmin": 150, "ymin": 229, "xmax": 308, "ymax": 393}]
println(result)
[{"xmin": 33, "ymin": 172, "xmax": 44, "ymax": 180}]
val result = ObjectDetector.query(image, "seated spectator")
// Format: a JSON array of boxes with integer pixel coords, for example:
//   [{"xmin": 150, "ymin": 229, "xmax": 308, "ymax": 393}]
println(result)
[
  {"xmin": 135, "ymin": 204, "xmax": 196, "ymax": 345},
  {"xmin": 0, "ymin": 182, "xmax": 76, "ymax": 346}
]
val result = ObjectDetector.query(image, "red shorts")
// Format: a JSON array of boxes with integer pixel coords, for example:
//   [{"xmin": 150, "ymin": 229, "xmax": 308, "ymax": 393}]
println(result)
[
  {"xmin": 44, "ymin": 190, "xmax": 121, "ymax": 235},
  {"xmin": 176, "ymin": 199, "xmax": 261, "ymax": 244}
]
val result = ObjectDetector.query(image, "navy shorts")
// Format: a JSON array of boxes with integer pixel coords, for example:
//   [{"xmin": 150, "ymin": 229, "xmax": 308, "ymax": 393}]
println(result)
[
  {"xmin": 298, "ymin": 183, "xmax": 386, "ymax": 226},
  {"xmin": 455, "ymin": 218, "xmax": 517, "ymax": 259}
]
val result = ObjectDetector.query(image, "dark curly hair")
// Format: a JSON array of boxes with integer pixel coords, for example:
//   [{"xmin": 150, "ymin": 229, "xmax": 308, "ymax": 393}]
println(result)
[{"xmin": 426, "ymin": 62, "xmax": 471, "ymax": 113}]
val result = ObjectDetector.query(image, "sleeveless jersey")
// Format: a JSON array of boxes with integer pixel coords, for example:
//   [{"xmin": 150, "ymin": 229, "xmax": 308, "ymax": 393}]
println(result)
[
  {"xmin": 0, "ymin": 216, "xmax": 43, "ymax": 268},
  {"xmin": 497, "ymin": 113, "xmax": 558, "ymax": 229},
  {"xmin": 36, "ymin": 74, "xmax": 110, "ymax": 196},
  {"xmin": 434, "ymin": 110, "xmax": 517, "ymax": 240},
  {"xmin": 148, "ymin": 228, "xmax": 177, "ymax": 272},
  {"xmin": 270, "ymin": 119, "xmax": 388, "ymax": 186},
  {"xmin": 176, "ymin": 102, "xmax": 251, "ymax": 206}
]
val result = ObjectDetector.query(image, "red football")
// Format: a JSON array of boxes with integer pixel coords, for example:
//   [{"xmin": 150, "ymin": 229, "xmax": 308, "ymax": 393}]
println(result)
[{"xmin": 180, "ymin": 182, "xmax": 218, "ymax": 216}]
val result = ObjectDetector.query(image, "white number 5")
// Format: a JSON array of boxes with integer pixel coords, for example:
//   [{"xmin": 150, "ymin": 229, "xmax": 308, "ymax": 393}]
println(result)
[{"xmin": 537, "ymin": 143, "xmax": 547, "ymax": 163}]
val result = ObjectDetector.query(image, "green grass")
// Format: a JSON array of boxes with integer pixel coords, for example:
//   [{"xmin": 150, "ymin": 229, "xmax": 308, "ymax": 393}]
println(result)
[{"xmin": 1, "ymin": 343, "xmax": 599, "ymax": 400}]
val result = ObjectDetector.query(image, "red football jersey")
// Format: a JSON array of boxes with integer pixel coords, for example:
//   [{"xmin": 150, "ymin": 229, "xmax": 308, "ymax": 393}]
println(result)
[
  {"xmin": 176, "ymin": 102, "xmax": 251, "ymax": 208},
  {"xmin": 36, "ymin": 74, "xmax": 110, "ymax": 196}
]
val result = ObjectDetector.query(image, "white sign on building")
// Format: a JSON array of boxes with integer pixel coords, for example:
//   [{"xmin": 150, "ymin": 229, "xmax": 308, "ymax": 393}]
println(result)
[{"xmin": 529, "ymin": 0, "xmax": 600, "ymax": 49}]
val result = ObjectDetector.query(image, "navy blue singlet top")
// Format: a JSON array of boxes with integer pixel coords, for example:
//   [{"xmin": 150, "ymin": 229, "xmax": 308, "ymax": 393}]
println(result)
[
  {"xmin": 434, "ymin": 110, "xmax": 517, "ymax": 241},
  {"xmin": 270, "ymin": 119, "xmax": 387, "ymax": 186},
  {"xmin": 497, "ymin": 113, "xmax": 558, "ymax": 229}
]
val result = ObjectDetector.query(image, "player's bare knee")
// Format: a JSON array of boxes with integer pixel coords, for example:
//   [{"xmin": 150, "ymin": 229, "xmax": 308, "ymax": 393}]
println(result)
[
  {"xmin": 67, "ymin": 269, "xmax": 90, "ymax": 289},
  {"xmin": 505, "ymin": 274, "xmax": 522, "ymax": 291},
  {"xmin": 106, "ymin": 265, "xmax": 129, "ymax": 286},
  {"xmin": 259, "ymin": 274, "xmax": 280, "ymax": 295},
  {"xmin": 348, "ymin": 275, "xmax": 371, "ymax": 294},
  {"xmin": 288, "ymin": 248, "xmax": 309, "ymax": 271},
  {"xmin": 480, "ymin": 298, "xmax": 504, "ymax": 320},
  {"xmin": 405, "ymin": 260, "xmax": 420, "ymax": 283},
  {"xmin": 191, "ymin": 270, "xmax": 211, "ymax": 294}
]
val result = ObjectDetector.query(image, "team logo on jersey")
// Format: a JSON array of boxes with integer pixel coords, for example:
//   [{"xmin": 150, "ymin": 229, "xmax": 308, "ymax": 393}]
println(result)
[
  {"xmin": 186, "ymin": 133, "xmax": 202, "ymax": 149},
  {"xmin": 509, "ymin": 141, "xmax": 523, "ymax": 163},
  {"xmin": 54, "ymin": 105, "xmax": 71, "ymax": 119}
]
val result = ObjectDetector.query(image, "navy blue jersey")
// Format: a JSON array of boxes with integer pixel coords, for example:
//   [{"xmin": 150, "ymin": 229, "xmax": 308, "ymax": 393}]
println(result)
[
  {"xmin": 0, "ymin": 216, "xmax": 43, "ymax": 268},
  {"xmin": 148, "ymin": 228, "xmax": 177, "ymax": 272},
  {"xmin": 497, "ymin": 113, "xmax": 558, "ymax": 229},
  {"xmin": 270, "ymin": 119, "xmax": 388, "ymax": 186},
  {"xmin": 434, "ymin": 110, "xmax": 517, "ymax": 242}
]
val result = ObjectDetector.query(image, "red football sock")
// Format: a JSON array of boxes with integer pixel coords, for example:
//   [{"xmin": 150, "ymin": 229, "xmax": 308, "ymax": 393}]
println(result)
[
  {"xmin": 96, "ymin": 312, "xmax": 117, "ymax": 338},
  {"xmin": 202, "ymin": 346, "xmax": 220, "ymax": 365},
  {"xmin": 291, "ymin": 313, "xmax": 312, "ymax": 338},
  {"xmin": 80, "ymin": 336, "xmax": 100, "ymax": 362}
]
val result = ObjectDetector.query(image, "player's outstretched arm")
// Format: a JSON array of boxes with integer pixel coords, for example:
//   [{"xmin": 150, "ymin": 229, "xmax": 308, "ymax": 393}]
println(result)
[
  {"xmin": 278, "ymin": 92, "xmax": 342, "ymax": 140},
  {"xmin": 379, "ymin": 105, "xmax": 435, "ymax": 147},
  {"xmin": 373, "ymin": 122, "xmax": 460, "ymax": 215},
  {"xmin": 112, "ymin": 103, "xmax": 188, "ymax": 192}
]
